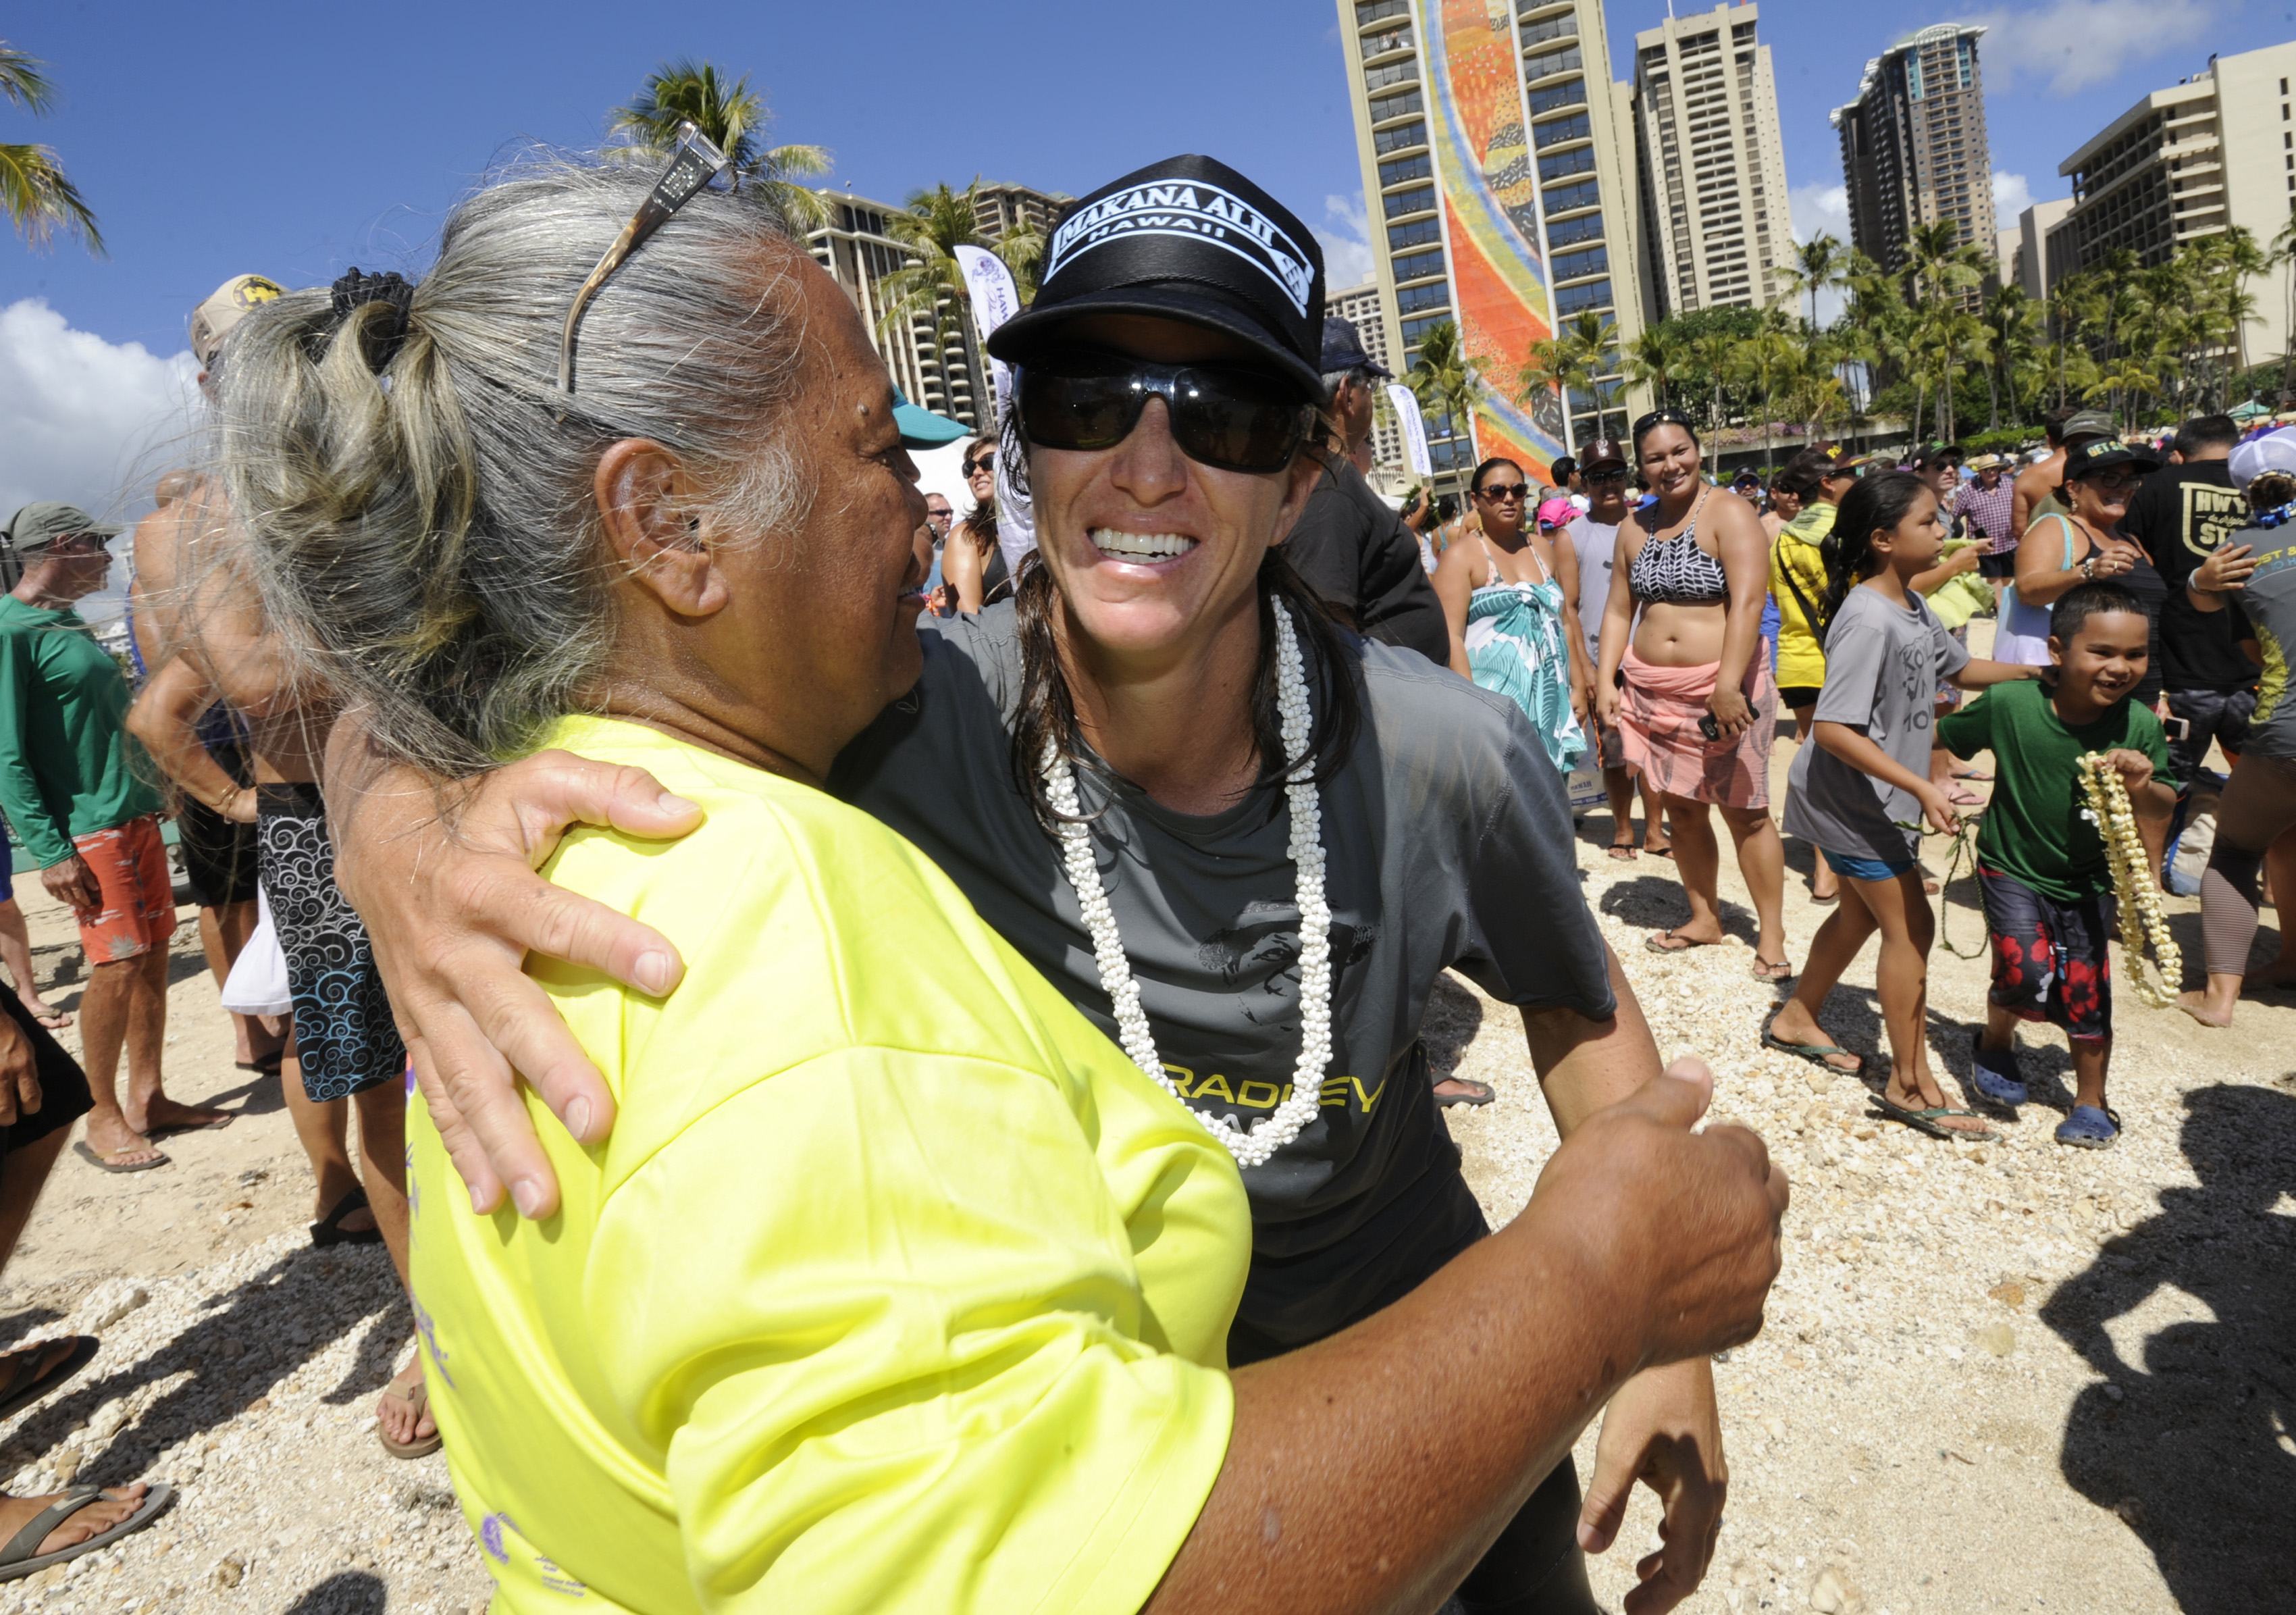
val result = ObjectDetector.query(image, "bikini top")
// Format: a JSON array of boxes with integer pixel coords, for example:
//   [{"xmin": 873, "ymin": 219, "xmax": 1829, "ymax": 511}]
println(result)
[{"xmin": 1629, "ymin": 509, "xmax": 1729, "ymax": 605}]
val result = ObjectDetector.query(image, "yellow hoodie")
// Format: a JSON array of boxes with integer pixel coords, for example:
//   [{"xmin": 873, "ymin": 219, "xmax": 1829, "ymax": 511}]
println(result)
[{"xmin": 1769, "ymin": 502, "xmax": 1836, "ymax": 690}]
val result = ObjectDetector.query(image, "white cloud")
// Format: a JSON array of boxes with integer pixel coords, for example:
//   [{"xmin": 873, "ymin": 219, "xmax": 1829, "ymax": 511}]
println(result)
[
  {"xmin": 1315, "ymin": 192, "xmax": 1378, "ymax": 292},
  {"xmin": 0, "ymin": 301, "xmax": 198, "ymax": 579},
  {"xmin": 1790, "ymin": 182, "xmax": 1851, "ymax": 247},
  {"xmin": 1959, "ymin": 0, "xmax": 2218, "ymax": 95},
  {"xmin": 1993, "ymin": 170, "xmax": 2035, "ymax": 231}
]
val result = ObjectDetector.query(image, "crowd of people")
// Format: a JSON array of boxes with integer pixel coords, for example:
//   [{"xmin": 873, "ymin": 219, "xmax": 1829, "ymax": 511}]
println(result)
[{"xmin": 0, "ymin": 134, "xmax": 2278, "ymax": 1609}]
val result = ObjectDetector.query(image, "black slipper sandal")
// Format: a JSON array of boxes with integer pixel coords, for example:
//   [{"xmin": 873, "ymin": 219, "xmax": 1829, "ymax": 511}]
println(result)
[
  {"xmin": 1434, "ymin": 1077, "xmax": 1496, "ymax": 1109},
  {"xmin": 0, "ymin": 1484, "xmax": 175, "ymax": 1583},
  {"xmin": 71, "ymin": 1142, "xmax": 167, "ymax": 1175},
  {"xmin": 0, "ymin": 1336, "xmax": 97, "ymax": 1422},
  {"xmin": 142, "ymin": 1114, "xmax": 234, "ymax": 1143},
  {"xmin": 1872, "ymin": 1100, "xmax": 1999, "ymax": 1143},
  {"xmin": 311, "ymin": 1185, "xmax": 384, "ymax": 1249}
]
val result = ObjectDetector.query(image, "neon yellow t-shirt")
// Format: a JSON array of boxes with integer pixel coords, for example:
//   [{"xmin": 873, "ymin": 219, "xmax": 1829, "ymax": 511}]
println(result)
[{"xmin": 409, "ymin": 716, "xmax": 1249, "ymax": 1614}]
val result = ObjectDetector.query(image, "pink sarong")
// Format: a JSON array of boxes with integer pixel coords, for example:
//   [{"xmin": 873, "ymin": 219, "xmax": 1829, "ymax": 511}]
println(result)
[{"xmin": 1617, "ymin": 647, "xmax": 1777, "ymax": 809}]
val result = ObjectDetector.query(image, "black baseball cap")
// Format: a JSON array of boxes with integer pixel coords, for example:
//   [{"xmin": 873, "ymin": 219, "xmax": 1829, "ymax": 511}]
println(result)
[
  {"xmin": 2064, "ymin": 438, "xmax": 2162, "ymax": 479},
  {"xmin": 1319, "ymin": 315, "xmax": 1390, "ymax": 378},
  {"xmin": 987, "ymin": 154, "xmax": 1326, "ymax": 400}
]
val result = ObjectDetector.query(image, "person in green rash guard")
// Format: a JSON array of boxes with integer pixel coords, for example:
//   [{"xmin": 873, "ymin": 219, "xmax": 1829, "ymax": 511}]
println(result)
[{"xmin": 0, "ymin": 503, "xmax": 228, "ymax": 1171}]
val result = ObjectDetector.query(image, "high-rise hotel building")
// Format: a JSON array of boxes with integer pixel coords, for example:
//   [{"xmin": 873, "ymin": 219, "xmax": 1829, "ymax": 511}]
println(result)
[
  {"xmin": 1831, "ymin": 24, "xmax": 1995, "ymax": 289},
  {"xmin": 1629, "ymin": 2, "xmax": 1796, "ymax": 317},
  {"xmin": 1337, "ymin": 0, "xmax": 1648, "ymax": 478},
  {"xmin": 1329, "ymin": 279, "xmax": 1410, "ymax": 482}
]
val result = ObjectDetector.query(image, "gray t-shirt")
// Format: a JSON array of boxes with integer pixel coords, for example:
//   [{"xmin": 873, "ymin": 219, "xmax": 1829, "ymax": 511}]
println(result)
[
  {"xmin": 1781, "ymin": 585, "xmax": 1969, "ymax": 862},
  {"xmin": 830, "ymin": 604, "xmax": 1615, "ymax": 1351},
  {"xmin": 1563, "ymin": 514, "xmax": 1622, "ymax": 664},
  {"xmin": 2226, "ymin": 522, "xmax": 2296, "ymax": 759}
]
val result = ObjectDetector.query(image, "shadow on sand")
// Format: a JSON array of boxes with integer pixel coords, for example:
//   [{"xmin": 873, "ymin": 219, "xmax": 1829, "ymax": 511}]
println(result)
[{"xmin": 2039, "ymin": 1081, "xmax": 2296, "ymax": 1614}]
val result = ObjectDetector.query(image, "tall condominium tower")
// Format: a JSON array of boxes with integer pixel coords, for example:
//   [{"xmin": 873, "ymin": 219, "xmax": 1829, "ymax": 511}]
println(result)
[
  {"xmin": 1831, "ymin": 24, "xmax": 1995, "ymax": 284},
  {"xmin": 1629, "ymin": 2, "xmax": 1796, "ymax": 318},
  {"xmin": 2054, "ymin": 41, "xmax": 2296, "ymax": 361},
  {"xmin": 1338, "ymin": 0, "xmax": 1648, "ymax": 480}
]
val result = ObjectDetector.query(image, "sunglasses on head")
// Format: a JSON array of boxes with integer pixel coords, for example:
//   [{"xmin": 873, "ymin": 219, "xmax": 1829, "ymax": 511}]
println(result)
[
  {"xmin": 1632, "ymin": 408, "xmax": 1694, "ymax": 440},
  {"xmin": 1017, "ymin": 349, "xmax": 1313, "ymax": 474}
]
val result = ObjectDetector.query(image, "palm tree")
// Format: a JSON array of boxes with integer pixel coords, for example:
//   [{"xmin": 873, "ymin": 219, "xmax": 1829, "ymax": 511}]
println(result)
[
  {"xmin": 1627, "ymin": 322, "xmax": 1685, "ymax": 414},
  {"xmin": 607, "ymin": 59, "xmax": 830, "ymax": 229},
  {"xmin": 1783, "ymin": 233, "xmax": 1848, "ymax": 334},
  {"xmin": 0, "ymin": 43, "xmax": 100, "ymax": 253},
  {"xmin": 875, "ymin": 180, "xmax": 1051, "ymax": 402},
  {"xmin": 1979, "ymin": 284, "xmax": 2040, "ymax": 430},
  {"xmin": 2272, "ymin": 203, "xmax": 2296, "ymax": 379},
  {"xmin": 1405, "ymin": 320, "xmax": 1483, "ymax": 492},
  {"xmin": 1734, "ymin": 317, "xmax": 1802, "ymax": 464},
  {"xmin": 1686, "ymin": 330, "xmax": 1740, "ymax": 436}
]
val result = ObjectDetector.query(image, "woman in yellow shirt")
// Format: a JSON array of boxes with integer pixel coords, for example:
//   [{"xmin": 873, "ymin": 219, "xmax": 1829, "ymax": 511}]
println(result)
[{"xmin": 217, "ymin": 153, "xmax": 1785, "ymax": 1613}]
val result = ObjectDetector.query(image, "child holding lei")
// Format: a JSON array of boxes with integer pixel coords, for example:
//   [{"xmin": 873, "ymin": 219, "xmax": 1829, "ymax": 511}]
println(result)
[{"xmin": 1937, "ymin": 578, "xmax": 2177, "ymax": 1148}]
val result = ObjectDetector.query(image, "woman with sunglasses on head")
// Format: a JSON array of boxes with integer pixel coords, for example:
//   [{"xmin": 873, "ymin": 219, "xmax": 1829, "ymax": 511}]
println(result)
[
  {"xmin": 1997, "ymin": 441, "xmax": 2154, "ymax": 667},
  {"xmin": 1432, "ymin": 459, "xmax": 1590, "ymax": 773},
  {"xmin": 286, "ymin": 155, "xmax": 1786, "ymax": 1615},
  {"xmin": 941, "ymin": 436, "xmax": 1012, "ymax": 613},
  {"xmin": 1595, "ymin": 412, "xmax": 1792, "ymax": 981}
]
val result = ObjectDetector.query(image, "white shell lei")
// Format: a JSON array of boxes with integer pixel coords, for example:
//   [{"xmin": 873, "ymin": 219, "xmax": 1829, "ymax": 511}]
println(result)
[
  {"xmin": 1042, "ymin": 598, "xmax": 1332, "ymax": 1168},
  {"xmin": 2076, "ymin": 751, "xmax": 2182, "ymax": 1008}
]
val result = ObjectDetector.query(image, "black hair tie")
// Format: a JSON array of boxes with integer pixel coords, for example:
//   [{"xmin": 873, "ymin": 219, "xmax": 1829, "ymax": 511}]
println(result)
[{"xmin": 329, "ymin": 267, "xmax": 417, "ymax": 371}]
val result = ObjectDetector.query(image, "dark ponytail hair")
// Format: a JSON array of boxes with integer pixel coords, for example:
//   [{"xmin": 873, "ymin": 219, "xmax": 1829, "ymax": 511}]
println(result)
[
  {"xmin": 1817, "ymin": 469, "xmax": 1929, "ymax": 640},
  {"xmin": 1009, "ymin": 546, "xmax": 1363, "ymax": 830}
]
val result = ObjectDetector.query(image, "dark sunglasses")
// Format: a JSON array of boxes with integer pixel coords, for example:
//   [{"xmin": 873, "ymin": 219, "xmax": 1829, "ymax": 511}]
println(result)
[
  {"xmin": 1476, "ymin": 482, "xmax": 1529, "ymax": 501},
  {"xmin": 963, "ymin": 454, "xmax": 994, "ymax": 475},
  {"xmin": 1585, "ymin": 467, "xmax": 1629, "ymax": 484},
  {"xmin": 1018, "ymin": 349, "xmax": 1312, "ymax": 474},
  {"xmin": 558, "ymin": 121, "xmax": 730, "ymax": 394}
]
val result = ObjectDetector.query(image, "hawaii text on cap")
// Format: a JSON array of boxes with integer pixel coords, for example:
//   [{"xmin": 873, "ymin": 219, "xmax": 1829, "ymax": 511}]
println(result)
[{"xmin": 987, "ymin": 154, "xmax": 1326, "ymax": 399}]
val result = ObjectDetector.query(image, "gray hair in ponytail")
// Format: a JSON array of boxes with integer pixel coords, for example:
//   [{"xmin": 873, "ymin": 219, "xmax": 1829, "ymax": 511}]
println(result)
[{"xmin": 215, "ymin": 157, "xmax": 813, "ymax": 774}]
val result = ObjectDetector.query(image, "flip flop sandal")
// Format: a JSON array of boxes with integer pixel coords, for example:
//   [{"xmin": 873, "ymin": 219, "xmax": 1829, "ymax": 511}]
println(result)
[
  {"xmin": 1809, "ymin": 888, "xmax": 1840, "ymax": 906},
  {"xmin": 0, "ymin": 1336, "xmax": 97, "ymax": 1422},
  {"xmin": 1968, "ymin": 1040, "xmax": 2028, "ymax": 1110},
  {"xmin": 141, "ymin": 1114, "xmax": 234, "ymax": 1143},
  {"xmin": 1643, "ymin": 930, "xmax": 1716, "ymax": 954},
  {"xmin": 1607, "ymin": 843, "xmax": 1640, "ymax": 861},
  {"xmin": 234, "ymin": 1052, "xmax": 284, "ymax": 1076},
  {"xmin": 378, "ymin": 1377, "xmax": 444, "ymax": 1460},
  {"xmin": 70, "ymin": 1142, "xmax": 167, "ymax": 1175},
  {"xmin": 2055, "ymin": 1104, "xmax": 2122, "ymax": 1150},
  {"xmin": 311, "ymin": 1185, "xmax": 384, "ymax": 1249},
  {"xmin": 0, "ymin": 1483, "xmax": 175, "ymax": 1583},
  {"xmin": 1762, "ymin": 1027, "xmax": 1864, "ymax": 1076},
  {"xmin": 1750, "ymin": 958, "xmax": 1796, "ymax": 983},
  {"xmin": 1873, "ymin": 1101, "xmax": 1999, "ymax": 1143},
  {"xmin": 1434, "ymin": 1077, "xmax": 1496, "ymax": 1109}
]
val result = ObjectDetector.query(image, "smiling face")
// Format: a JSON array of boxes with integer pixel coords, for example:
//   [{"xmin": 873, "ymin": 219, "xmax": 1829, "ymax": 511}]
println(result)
[
  {"xmin": 1636, "ymin": 423, "xmax": 1702, "ymax": 503},
  {"xmin": 1769, "ymin": 486, "xmax": 1804, "ymax": 522},
  {"xmin": 1024, "ymin": 313, "xmax": 1318, "ymax": 673},
  {"xmin": 2068, "ymin": 464, "xmax": 2143, "ymax": 527},
  {"xmin": 963, "ymin": 441, "xmax": 996, "ymax": 503},
  {"xmin": 1584, "ymin": 464, "xmax": 1631, "ymax": 523},
  {"xmin": 2051, "ymin": 607, "xmax": 2151, "ymax": 709}
]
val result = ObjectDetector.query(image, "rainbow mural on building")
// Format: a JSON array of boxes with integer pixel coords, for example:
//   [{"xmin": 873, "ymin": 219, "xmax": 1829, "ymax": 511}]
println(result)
[{"xmin": 1418, "ymin": 0, "xmax": 1567, "ymax": 480}]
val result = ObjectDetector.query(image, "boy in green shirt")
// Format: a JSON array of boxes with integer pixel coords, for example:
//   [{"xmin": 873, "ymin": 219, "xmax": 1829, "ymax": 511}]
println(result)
[
  {"xmin": 1937, "ymin": 581, "xmax": 2176, "ymax": 1149},
  {"xmin": 0, "ymin": 503, "xmax": 226, "ymax": 1169}
]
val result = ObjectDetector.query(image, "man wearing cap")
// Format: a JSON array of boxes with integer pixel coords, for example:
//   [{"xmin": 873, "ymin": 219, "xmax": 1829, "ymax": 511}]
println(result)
[
  {"xmin": 0, "ymin": 503, "xmax": 226, "ymax": 1171},
  {"xmin": 1559, "ymin": 439, "xmax": 1669, "ymax": 859},
  {"xmin": 1279, "ymin": 315, "xmax": 1452, "ymax": 665},
  {"xmin": 2014, "ymin": 407, "xmax": 2113, "ymax": 541}
]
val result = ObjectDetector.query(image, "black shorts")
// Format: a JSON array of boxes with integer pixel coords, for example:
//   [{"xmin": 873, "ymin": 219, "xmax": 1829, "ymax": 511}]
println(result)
[
  {"xmin": 1228, "ymin": 1167, "xmax": 1596, "ymax": 1614},
  {"xmin": 255, "ymin": 783, "xmax": 406, "ymax": 1104},
  {"xmin": 0, "ymin": 991, "xmax": 94, "ymax": 1164},
  {"xmin": 1978, "ymin": 548, "xmax": 2018, "ymax": 580},
  {"xmin": 1979, "ymin": 866, "xmax": 2114, "ymax": 1043},
  {"xmin": 2165, "ymin": 686, "xmax": 2256, "ymax": 786},
  {"xmin": 1779, "ymin": 684, "xmax": 1822, "ymax": 710},
  {"xmin": 177, "ymin": 737, "xmax": 257, "ymax": 909}
]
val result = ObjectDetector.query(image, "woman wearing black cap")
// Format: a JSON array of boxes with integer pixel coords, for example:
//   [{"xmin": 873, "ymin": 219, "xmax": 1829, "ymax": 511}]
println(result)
[{"xmin": 284, "ymin": 153, "xmax": 1781, "ymax": 1613}]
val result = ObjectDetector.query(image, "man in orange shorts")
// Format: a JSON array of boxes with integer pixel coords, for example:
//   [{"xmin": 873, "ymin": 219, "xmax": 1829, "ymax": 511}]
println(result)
[{"xmin": 0, "ymin": 503, "xmax": 226, "ymax": 1170}]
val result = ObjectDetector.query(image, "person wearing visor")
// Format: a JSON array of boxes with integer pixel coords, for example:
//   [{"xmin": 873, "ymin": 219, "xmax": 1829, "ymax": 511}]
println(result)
[{"xmin": 259, "ymin": 153, "xmax": 1787, "ymax": 1613}]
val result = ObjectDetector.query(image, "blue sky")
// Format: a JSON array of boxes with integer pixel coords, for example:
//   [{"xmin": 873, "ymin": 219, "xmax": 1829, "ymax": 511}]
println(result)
[{"xmin": 3, "ymin": 0, "xmax": 2292, "ymax": 546}]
